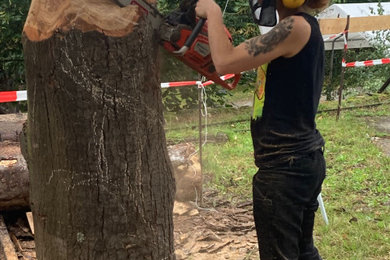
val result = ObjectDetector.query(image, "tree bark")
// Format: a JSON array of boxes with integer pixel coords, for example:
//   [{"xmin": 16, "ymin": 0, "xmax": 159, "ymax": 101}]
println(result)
[{"xmin": 22, "ymin": 0, "xmax": 175, "ymax": 259}]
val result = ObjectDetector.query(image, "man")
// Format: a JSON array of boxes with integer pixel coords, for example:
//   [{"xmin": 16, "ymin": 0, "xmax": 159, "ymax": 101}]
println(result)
[{"xmin": 195, "ymin": 0, "xmax": 329, "ymax": 259}]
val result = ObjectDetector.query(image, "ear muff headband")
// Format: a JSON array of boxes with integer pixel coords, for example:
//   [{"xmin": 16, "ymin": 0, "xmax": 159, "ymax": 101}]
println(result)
[
  {"xmin": 249, "ymin": 0, "xmax": 305, "ymax": 15},
  {"xmin": 282, "ymin": 0, "xmax": 305, "ymax": 9},
  {"xmin": 249, "ymin": 0, "xmax": 304, "ymax": 27}
]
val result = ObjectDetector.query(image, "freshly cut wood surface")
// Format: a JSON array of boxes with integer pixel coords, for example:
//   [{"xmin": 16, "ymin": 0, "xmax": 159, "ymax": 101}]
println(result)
[
  {"xmin": 23, "ymin": 0, "xmax": 159, "ymax": 41},
  {"xmin": 26, "ymin": 212, "xmax": 35, "ymax": 235}
]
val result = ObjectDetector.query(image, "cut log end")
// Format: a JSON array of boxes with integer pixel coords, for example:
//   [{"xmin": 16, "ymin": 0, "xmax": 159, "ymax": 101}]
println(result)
[
  {"xmin": 0, "ymin": 115, "xmax": 30, "ymax": 211},
  {"xmin": 23, "ymin": 0, "xmax": 142, "ymax": 41}
]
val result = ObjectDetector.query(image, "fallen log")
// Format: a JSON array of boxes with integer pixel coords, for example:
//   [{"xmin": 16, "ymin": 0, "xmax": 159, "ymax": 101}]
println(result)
[
  {"xmin": 0, "ymin": 142, "xmax": 30, "ymax": 212},
  {"xmin": 0, "ymin": 113, "xmax": 26, "ymax": 142},
  {"xmin": 0, "ymin": 114, "xmax": 30, "ymax": 212}
]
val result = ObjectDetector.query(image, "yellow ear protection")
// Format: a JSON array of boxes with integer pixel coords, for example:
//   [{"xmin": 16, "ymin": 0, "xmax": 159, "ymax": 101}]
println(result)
[{"xmin": 282, "ymin": 0, "xmax": 305, "ymax": 9}]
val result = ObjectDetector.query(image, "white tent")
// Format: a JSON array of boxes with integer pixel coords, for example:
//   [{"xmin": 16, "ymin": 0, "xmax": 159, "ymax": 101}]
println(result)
[{"xmin": 317, "ymin": 3, "xmax": 390, "ymax": 50}]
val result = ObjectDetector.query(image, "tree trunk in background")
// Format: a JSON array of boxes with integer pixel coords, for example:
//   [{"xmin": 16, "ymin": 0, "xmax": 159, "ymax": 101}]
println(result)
[
  {"xmin": 377, "ymin": 76, "xmax": 390, "ymax": 94},
  {"xmin": 22, "ymin": 0, "xmax": 175, "ymax": 259}
]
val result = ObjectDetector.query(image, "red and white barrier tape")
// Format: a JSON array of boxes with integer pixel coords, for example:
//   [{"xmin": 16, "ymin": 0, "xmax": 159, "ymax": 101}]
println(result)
[
  {"xmin": 203, "ymin": 74, "xmax": 235, "ymax": 86},
  {"xmin": 160, "ymin": 80, "xmax": 202, "ymax": 88},
  {"xmin": 343, "ymin": 33, "xmax": 348, "ymax": 50},
  {"xmin": 342, "ymin": 58, "xmax": 390, "ymax": 68},
  {"xmin": 0, "ymin": 90, "xmax": 27, "ymax": 103},
  {"xmin": 160, "ymin": 74, "xmax": 235, "ymax": 88},
  {"xmin": 323, "ymin": 30, "xmax": 348, "ymax": 42},
  {"xmin": 0, "ymin": 74, "xmax": 236, "ymax": 103}
]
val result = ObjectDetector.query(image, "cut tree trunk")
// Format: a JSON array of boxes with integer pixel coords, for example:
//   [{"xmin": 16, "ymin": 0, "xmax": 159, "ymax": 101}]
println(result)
[
  {"xmin": 0, "ymin": 114, "xmax": 29, "ymax": 211},
  {"xmin": 22, "ymin": 0, "xmax": 175, "ymax": 259}
]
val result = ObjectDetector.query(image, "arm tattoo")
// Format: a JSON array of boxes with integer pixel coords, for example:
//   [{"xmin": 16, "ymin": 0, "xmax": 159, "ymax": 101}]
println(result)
[{"xmin": 245, "ymin": 17, "xmax": 294, "ymax": 57}]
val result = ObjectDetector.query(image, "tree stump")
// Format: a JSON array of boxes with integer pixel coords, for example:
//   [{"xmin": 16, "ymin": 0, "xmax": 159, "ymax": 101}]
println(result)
[{"xmin": 22, "ymin": 0, "xmax": 175, "ymax": 259}]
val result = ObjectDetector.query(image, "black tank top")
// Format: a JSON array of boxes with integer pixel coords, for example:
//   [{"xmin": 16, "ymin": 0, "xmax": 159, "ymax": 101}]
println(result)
[{"xmin": 251, "ymin": 12, "xmax": 325, "ymax": 168}]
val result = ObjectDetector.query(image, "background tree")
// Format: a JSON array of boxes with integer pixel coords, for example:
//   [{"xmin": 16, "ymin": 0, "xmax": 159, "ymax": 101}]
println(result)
[
  {"xmin": 22, "ymin": 0, "xmax": 175, "ymax": 259},
  {"xmin": 0, "ymin": 0, "xmax": 30, "ymax": 113}
]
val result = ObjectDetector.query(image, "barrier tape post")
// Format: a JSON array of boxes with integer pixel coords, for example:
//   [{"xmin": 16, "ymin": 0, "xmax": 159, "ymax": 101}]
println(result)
[
  {"xmin": 337, "ymin": 15, "xmax": 350, "ymax": 121},
  {"xmin": 197, "ymin": 80, "xmax": 204, "ymax": 205},
  {"xmin": 327, "ymin": 32, "xmax": 345, "ymax": 100}
]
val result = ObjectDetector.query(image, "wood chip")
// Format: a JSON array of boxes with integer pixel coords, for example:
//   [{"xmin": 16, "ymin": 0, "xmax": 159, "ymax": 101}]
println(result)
[
  {"xmin": 26, "ymin": 212, "xmax": 34, "ymax": 235},
  {"xmin": 236, "ymin": 201, "xmax": 253, "ymax": 208},
  {"xmin": 198, "ymin": 243, "xmax": 215, "ymax": 253},
  {"xmin": 10, "ymin": 233, "xmax": 23, "ymax": 253},
  {"xmin": 208, "ymin": 240, "xmax": 234, "ymax": 254},
  {"xmin": 196, "ymin": 230, "xmax": 222, "ymax": 242},
  {"xmin": 0, "ymin": 215, "xmax": 18, "ymax": 260}
]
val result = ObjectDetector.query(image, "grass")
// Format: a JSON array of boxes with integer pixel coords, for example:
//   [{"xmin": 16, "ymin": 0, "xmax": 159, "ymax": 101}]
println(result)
[
  {"xmin": 164, "ymin": 92, "xmax": 390, "ymax": 260},
  {"xmin": 316, "ymin": 103, "xmax": 390, "ymax": 260}
]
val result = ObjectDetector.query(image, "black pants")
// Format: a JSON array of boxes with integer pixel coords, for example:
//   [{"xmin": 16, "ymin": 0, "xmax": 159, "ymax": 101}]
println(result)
[{"xmin": 252, "ymin": 149, "xmax": 326, "ymax": 260}]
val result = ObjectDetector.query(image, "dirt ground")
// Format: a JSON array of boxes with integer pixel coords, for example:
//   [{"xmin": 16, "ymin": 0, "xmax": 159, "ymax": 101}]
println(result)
[
  {"xmin": 2, "ymin": 116, "xmax": 390, "ymax": 260},
  {"xmin": 173, "ymin": 192, "xmax": 259, "ymax": 260},
  {"xmin": 367, "ymin": 116, "xmax": 390, "ymax": 157}
]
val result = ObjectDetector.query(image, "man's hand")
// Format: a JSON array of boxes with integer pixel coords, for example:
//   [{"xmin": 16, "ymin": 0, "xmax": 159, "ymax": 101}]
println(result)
[{"xmin": 195, "ymin": 0, "xmax": 221, "ymax": 19}]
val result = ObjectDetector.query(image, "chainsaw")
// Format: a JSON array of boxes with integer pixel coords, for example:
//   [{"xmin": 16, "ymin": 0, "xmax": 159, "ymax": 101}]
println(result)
[{"xmin": 114, "ymin": 0, "xmax": 240, "ymax": 90}]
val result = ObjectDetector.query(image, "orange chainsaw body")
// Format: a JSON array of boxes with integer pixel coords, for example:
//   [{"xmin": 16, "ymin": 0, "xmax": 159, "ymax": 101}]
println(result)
[{"xmin": 162, "ymin": 21, "xmax": 240, "ymax": 90}]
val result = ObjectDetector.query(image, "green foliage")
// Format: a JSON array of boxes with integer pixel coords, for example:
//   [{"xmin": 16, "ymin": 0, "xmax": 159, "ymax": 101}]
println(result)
[
  {"xmin": 0, "ymin": 0, "xmax": 30, "ymax": 113},
  {"xmin": 216, "ymin": 0, "xmax": 259, "ymax": 45},
  {"xmin": 324, "ymin": 46, "xmax": 390, "ymax": 100},
  {"xmin": 0, "ymin": 0, "xmax": 29, "ymax": 90}
]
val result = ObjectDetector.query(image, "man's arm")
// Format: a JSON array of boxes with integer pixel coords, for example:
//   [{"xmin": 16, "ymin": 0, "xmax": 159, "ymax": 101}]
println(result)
[{"xmin": 196, "ymin": 0, "xmax": 311, "ymax": 74}]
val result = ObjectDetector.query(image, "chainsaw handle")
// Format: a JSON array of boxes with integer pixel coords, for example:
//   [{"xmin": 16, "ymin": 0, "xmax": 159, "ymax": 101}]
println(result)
[
  {"xmin": 204, "ymin": 73, "xmax": 241, "ymax": 90},
  {"xmin": 222, "ymin": 73, "xmax": 241, "ymax": 90},
  {"xmin": 173, "ymin": 18, "xmax": 206, "ymax": 55}
]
